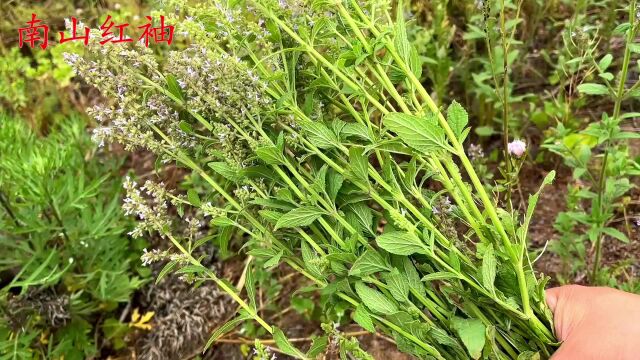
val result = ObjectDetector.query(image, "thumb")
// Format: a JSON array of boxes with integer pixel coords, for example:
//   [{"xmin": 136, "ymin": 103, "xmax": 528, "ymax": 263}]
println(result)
[
  {"xmin": 545, "ymin": 287, "xmax": 562, "ymax": 313},
  {"xmin": 544, "ymin": 285, "xmax": 587, "ymax": 342}
]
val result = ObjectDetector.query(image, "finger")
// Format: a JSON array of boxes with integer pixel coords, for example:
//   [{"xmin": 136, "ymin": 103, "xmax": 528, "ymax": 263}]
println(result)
[{"xmin": 545, "ymin": 287, "xmax": 562, "ymax": 313}]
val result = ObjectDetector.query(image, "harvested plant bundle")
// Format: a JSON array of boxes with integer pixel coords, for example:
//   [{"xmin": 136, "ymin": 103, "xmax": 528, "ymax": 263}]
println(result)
[{"xmin": 70, "ymin": 0, "xmax": 559, "ymax": 358}]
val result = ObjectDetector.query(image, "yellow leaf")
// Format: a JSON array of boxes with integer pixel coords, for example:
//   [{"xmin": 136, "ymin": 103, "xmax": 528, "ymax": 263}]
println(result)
[
  {"xmin": 139, "ymin": 311, "xmax": 155, "ymax": 324},
  {"xmin": 129, "ymin": 308, "xmax": 154, "ymax": 331},
  {"xmin": 39, "ymin": 331, "xmax": 49, "ymax": 345},
  {"xmin": 130, "ymin": 308, "xmax": 141, "ymax": 323},
  {"xmin": 132, "ymin": 322, "xmax": 153, "ymax": 331}
]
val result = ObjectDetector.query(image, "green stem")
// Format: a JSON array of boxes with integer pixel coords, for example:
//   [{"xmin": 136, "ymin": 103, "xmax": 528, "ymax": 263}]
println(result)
[
  {"xmin": 592, "ymin": 0, "xmax": 636, "ymax": 284},
  {"xmin": 165, "ymin": 231, "xmax": 273, "ymax": 333},
  {"xmin": 500, "ymin": 0, "xmax": 514, "ymax": 213}
]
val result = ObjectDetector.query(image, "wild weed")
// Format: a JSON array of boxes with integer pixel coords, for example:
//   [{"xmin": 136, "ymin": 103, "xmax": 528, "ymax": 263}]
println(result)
[{"xmin": 0, "ymin": 115, "xmax": 147, "ymax": 358}]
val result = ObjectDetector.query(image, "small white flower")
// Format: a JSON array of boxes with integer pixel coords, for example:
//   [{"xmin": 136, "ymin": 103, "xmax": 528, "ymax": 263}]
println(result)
[{"xmin": 508, "ymin": 139, "xmax": 527, "ymax": 157}]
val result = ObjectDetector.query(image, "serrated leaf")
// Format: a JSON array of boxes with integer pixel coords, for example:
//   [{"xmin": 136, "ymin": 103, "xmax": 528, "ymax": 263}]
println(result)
[
  {"xmin": 447, "ymin": 100, "xmax": 468, "ymax": 140},
  {"xmin": 326, "ymin": 169, "xmax": 344, "ymax": 201},
  {"xmin": 394, "ymin": 0, "xmax": 411, "ymax": 65},
  {"xmin": 342, "ymin": 123, "xmax": 372, "ymax": 141},
  {"xmin": 421, "ymin": 272, "xmax": 458, "ymax": 281},
  {"xmin": 312, "ymin": 165, "xmax": 328, "ymax": 193},
  {"xmin": 383, "ymin": 269, "xmax": 409, "ymax": 301},
  {"xmin": 409, "ymin": 46, "xmax": 422, "ymax": 78},
  {"xmin": 353, "ymin": 305, "xmax": 376, "ymax": 333},
  {"xmin": 355, "ymin": 282, "xmax": 398, "ymax": 315},
  {"xmin": 451, "ymin": 317, "xmax": 486, "ymax": 360},
  {"xmin": 482, "ymin": 244, "xmax": 496, "ymax": 295},
  {"xmin": 577, "ymin": 83, "xmax": 609, "ymax": 95},
  {"xmin": 300, "ymin": 121, "xmax": 339, "ymax": 149},
  {"xmin": 263, "ymin": 250, "xmax": 283, "ymax": 269},
  {"xmin": 349, "ymin": 249, "xmax": 390, "ymax": 277},
  {"xmin": 301, "ymin": 241, "xmax": 324, "ymax": 279},
  {"xmin": 384, "ymin": 112, "xmax": 449, "ymax": 154},
  {"xmin": 274, "ymin": 207, "xmax": 325, "ymax": 230},
  {"xmin": 256, "ymin": 146, "xmax": 285, "ymax": 165},
  {"xmin": 376, "ymin": 231, "xmax": 426, "ymax": 256},
  {"xmin": 349, "ymin": 147, "xmax": 369, "ymax": 183},
  {"xmin": 166, "ymin": 74, "xmax": 185, "ymax": 101},
  {"xmin": 307, "ymin": 336, "xmax": 328, "ymax": 357},
  {"xmin": 402, "ymin": 258, "xmax": 426, "ymax": 294},
  {"xmin": 430, "ymin": 326, "xmax": 459, "ymax": 347},
  {"xmin": 208, "ymin": 162, "xmax": 242, "ymax": 181},
  {"xmin": 187, "ymin": 189, "xmax": 201, "ymax": 206},
  {"xmin": 346, "ymin": 202, "xmax": 374, "ymax": 236},
  {"xmin": 251, "ymin": 198, "xmax": 296, "ymax": 211},
  {"xmin": 258, "ymin": 209, "xmax": 283, "ymax": 223},
  {"xmin": 273, "ymin": 327, "xmax": 307, "ymax": 358}
]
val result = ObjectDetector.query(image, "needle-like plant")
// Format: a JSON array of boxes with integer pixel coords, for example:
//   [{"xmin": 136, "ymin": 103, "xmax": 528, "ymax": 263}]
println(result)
[{"xmin": 69, "ymin": 0, "xmax": 561, "ymax": 358}]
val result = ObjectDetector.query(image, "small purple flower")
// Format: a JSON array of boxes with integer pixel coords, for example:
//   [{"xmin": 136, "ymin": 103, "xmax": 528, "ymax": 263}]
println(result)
[
  {"xmin": 62, "ymin": 52, "xmax": 80, "ymax": 67},
  {"xmin": 508, "ymin": 139, "xmax": 527, "ymax": 157}
]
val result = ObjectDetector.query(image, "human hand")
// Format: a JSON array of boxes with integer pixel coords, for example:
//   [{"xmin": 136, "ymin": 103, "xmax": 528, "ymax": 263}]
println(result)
[{"xmin": 545, "ymin": 285, "xmax": 640, "ymax": 359}]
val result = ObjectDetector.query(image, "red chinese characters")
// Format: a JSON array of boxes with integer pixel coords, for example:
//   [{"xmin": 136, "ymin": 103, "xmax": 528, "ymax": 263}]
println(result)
[
  {"xmin": 100, "ymin": 15, "xmax": 132, "ymax": 45},
  {"xmin": 59, "ymin": 17, "xmax": 90, "ymax": 45},
  {"xmin": 18, "ymin": 13, "xmax": 49, "ymax": 50},
  {"xmin": 17, "ymin": 14, "xmax": 175, "ymax": 49},
  {"xmin": 138, "ymin": 15, "xmax": 174, "ymax": 47}
]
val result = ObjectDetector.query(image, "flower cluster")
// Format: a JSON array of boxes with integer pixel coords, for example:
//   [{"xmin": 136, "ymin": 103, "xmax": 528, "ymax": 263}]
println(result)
[
  {"xmin": 165, "ymin": 45, "xmax": 270, "ymax": 166},
  {"xmin": 467, "ymin": 143, "xmax": 485, "ymax": 161},
  {"xmin": 141, "ymin": 248, "xmax": 190, "ymax": 267},
  {"xmin": 66, "ymin": 38, "xmax": 195, "ymax": 157},
  {"xmin": 253, "ymin": 340, "xmax": 277, "ymax": 360},
  {"xmin": 166, "ymin": 45, "xmax": 270, "ymax": 122},
  {"xmin": 122, "ymin": 176, "xmax": 172, "ymax": 238}
]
